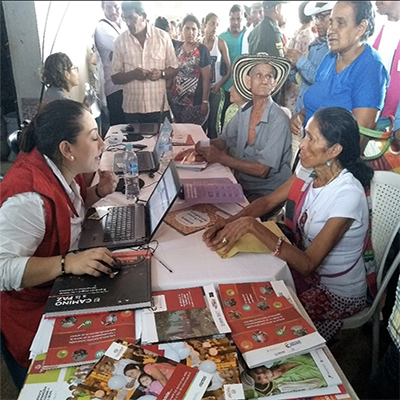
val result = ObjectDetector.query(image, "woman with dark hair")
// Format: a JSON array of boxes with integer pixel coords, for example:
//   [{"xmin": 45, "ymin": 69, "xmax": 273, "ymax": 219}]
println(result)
[
  {"xmin": 0, "ymin": 100, "xmax": 119, "ymax": 389},
  {"xmin": 170, "ymin": 14, "xmax": 211, "ymax": 127},
  {"xmin": 203, "ymin": 107, "xmax": 374, "ymax": 341},
  {"xmin": 202, "ymin": 12, "xmax": 231, "ymax": 138},
  {"xmin": 41, "ymin": 52, "xmax": 80, "ymax": 104},
  {"xmin": 290, "ymin": 1, "xmax": 389, "ymax": 151}
]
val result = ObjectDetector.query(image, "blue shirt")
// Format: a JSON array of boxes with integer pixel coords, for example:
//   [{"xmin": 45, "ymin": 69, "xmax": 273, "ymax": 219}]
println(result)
[{"xmin": 303, "ymin": 44, "xmax": 389, "ymax": 124}]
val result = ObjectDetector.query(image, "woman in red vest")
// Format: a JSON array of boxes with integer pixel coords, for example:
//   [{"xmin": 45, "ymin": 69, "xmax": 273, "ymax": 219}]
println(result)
[
  {"xmin": 203, "ymin": 107, "xmax": 374, "ymax": 343},
  {"xmin": 0, "ymin": 100, "xmax": 119, "ymax": 389}
]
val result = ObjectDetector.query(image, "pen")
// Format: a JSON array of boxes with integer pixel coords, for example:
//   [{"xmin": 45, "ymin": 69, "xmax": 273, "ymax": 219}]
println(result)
[{"xmin": 152, "ymin": 253, "xmax": 173, "ymax": 273}]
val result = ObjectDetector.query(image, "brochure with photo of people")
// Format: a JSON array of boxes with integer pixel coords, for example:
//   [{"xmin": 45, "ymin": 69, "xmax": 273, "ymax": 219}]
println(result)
[{"xmin": 218, "ymin": 281, "xmax": 326, "ymax": 369}]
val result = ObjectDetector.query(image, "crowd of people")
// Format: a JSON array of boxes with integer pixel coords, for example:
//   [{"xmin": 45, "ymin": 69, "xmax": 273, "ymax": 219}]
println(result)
[{"xmin": 1, "ymin": 1, "xmax": 400, "ymax": 398}]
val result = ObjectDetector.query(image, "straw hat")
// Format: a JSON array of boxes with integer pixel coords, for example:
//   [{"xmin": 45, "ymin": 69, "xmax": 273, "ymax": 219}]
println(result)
[
  {"xmin": 232, "ymin": 52, "xmax": 291, "ymax": 101},
  {"xmin": 304, "ymin": 1, "xmax": 336, "ymax": 16}
]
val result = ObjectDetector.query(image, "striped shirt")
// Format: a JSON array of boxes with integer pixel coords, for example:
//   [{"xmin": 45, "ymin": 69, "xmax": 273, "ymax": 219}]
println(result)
[{"xmin": 112, "ymin": 25, "xmax": 178, "ymax": 114}]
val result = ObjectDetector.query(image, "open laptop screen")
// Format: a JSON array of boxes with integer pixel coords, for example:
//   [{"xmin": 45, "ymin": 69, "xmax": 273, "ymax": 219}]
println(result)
[{"xmin": 147, "ymin": 161, "xmax": 181, "ymax": 237}]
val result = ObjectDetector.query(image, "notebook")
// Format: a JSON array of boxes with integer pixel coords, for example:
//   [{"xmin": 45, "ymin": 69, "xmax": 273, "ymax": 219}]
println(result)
[
  {"xmin": 114, "ymin": 118, "xmax": 173, "ymax": 174},
  {"xmin": 78, "ymin": 160, "xmax": 181, "ymax": 250}
]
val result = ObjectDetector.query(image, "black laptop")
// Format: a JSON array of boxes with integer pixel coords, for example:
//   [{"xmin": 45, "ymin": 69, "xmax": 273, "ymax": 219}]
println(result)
[
  {"xmin": 114, "ymin": 117, "xmax": 173, "ymax": 174},
  {"xmin": 78, "ymin": 161, "xmax": 181, "ymax": 250}
]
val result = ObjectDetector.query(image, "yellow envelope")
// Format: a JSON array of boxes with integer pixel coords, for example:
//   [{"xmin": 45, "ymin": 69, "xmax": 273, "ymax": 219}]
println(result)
[{"xmin": 216, "ymin": 221, "xmax": 290, "ymax": 259}]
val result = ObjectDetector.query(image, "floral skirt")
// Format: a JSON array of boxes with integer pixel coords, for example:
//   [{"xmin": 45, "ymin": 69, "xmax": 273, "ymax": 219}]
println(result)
[{"xmin": 298, "ymin": 281, "xmax": 367, "ymax": 342}]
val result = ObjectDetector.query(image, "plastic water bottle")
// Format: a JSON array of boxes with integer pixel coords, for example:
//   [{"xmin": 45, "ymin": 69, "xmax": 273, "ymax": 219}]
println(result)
[
  {"xmin": 158, "ymin": 118, "xmax": 173, "ymax": 172},
  {"xmin": 123, "ymin": 144, "xmax": 140, "ymax": 201}
]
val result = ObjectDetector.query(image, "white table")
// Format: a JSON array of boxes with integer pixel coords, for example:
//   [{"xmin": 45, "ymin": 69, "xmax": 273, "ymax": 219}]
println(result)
[{"xmin": 96, "ymin": 123, "xmax": 295, "ymax": 292}]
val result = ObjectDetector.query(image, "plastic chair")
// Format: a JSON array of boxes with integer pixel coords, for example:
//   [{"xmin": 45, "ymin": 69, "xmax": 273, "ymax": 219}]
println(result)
[{"xmin": 341, "ymin": 171, "xmax": 400, "ymax": 370}]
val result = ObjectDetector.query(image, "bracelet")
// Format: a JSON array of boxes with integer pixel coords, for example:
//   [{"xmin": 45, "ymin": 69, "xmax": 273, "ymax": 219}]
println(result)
[
  {"xmin": 61, "ymin": 254, "xmax": 67, "ymax": 275},
  {"xmin": 272, "ymin": 236, "xmax": 285, "ymax": 257},
  {"xmin": 95, "ymin": 184, "xmax": 105, "ymax": 199},
  {"xmin": 202, "ymin": 100, "xmax": 209, "ymax": 104}
]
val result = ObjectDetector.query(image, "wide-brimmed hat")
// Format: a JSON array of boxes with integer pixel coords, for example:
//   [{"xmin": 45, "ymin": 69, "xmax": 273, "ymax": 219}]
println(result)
[
  {"xmin": 304, "ymin": 1, "xmax": 336, "ymax": 16},
  {"xmin": 232, "ymin": 52, "xmax": 291, "ymax": 101}
]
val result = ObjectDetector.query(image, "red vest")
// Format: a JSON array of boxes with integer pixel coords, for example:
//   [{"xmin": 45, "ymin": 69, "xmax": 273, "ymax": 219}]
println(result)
[
  {"xmin": 0, "ymin": 149, "xmax": 86, "ymax": 368},
  {"xmin": 373, "ymin": 26, "xmax": 400, "ymax": 118}
]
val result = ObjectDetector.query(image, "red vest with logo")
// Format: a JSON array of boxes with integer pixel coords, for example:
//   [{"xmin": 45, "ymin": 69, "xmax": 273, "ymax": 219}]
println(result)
[{"xmin": 0, "ymin": 149, "xmax": 86, "ymax": 368}]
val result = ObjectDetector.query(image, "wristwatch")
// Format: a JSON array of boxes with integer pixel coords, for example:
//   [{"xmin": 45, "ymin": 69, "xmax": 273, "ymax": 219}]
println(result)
[
  {"xmin": 202, "ymin": 100, "xmax": 209, "ymax": 104},
  {"xmin": 161, "ymin": 70, "xmax": 166, "ymax": 78}
]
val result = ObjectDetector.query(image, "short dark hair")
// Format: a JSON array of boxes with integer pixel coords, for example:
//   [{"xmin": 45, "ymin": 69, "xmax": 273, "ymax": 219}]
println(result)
[
  {"xmin": 299, "ymin": 1, "xmax": 313, "ymax": 24},
  {"xmin": 155, "ymin": 16, "xmax": 169, "ymax": 32},
  {"xmin": 346, "ymin": 1, "xmax": 375, "ymax": 42},
  {"xmin": 313, "ymin": 107, "xmax": 374, "ymax": 188},
  {"xmin": 230, "ymin": 4, "xmax": 243, "ymax": 14},
  {"xmin": 182, "ymin": 14, "xmax": 200, "ymax": 30},
  {"xmin": 19, "ymin": 100, "xmax": 87, "ymax": 166},
  {"xmin": 121, "ymin": 1, "xmax": 145, "ymax": 16},
  {"xmin": 41, "ymin": 52, "xmax": 73, "ymax": 91}
]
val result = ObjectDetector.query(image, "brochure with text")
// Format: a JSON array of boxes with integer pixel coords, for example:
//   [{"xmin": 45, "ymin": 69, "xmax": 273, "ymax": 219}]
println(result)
[
  {"xmin": 141, "ymin": 284, "xmax": 231, "ymax": 344},
  {"xmin": 218, "ymin": 281, "xmax": 326, "ymax": 369},
  {"xmin": 75, "ymin": 339, "xmax": 213, "ymax": 400},
  {"xmin": 164, "ymin": 203, "xmax": 231, "ymax": 235},
  {"xmin": 43, "ymin": 250, "xmax": 152, "ymax": 318},
  {"xmin": 43, "ymin": 310, "xmax": 136, "ymax": 370}
]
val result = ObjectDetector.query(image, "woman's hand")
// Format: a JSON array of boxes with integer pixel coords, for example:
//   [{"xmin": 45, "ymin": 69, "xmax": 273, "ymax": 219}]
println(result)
[
  {"xmin": 204, "ymin": 217, "xmax": 256, "ymax": 254},
  {"xmin": 290, "ymin": 112, "xmax": 305, "ymax": 136},
  {"xmin": 64, "ymin": 248, "xmax": 118, "ymax": 277},
  {"xmin": 96, "ymin": 169, "xmax": 119, "ymax": 197}
]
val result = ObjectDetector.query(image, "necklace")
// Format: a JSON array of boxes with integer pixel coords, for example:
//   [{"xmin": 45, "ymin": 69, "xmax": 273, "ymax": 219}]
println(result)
[{"xmin": 298, "ymin": 169, "xmax": 343, "ymax": 237}]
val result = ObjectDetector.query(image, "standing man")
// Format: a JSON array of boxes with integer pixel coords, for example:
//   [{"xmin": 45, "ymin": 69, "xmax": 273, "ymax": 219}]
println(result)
[
  {"xmin": 111, "ymin": 1, "xmax": 178, "ymax": 123},
  {"xmin": 242, "ymin": 3, "xmax": 264, "ymax": 54},
  {"xmin": 373, "ymin": 1, "xmax": 400, "ymax": 118},
  {"xmin": 219, "ymin": 4, "xmax": 246, "ymax": 128},
  {"xmin": 248, "ymin": 1, "xmax": 288, "ymax": 57},
  {"xmin": 94, "ymin": 1, "xmax": 125, "ymax": 126},
  {"xmin": 285, "ymin": 1, "xmax": 334, "ymax": 114}
]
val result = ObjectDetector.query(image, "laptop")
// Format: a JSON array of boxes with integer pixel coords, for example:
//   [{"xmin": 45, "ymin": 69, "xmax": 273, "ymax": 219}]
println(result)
[
  {"xmin": 114, "ymin": 117, "xmax": 173, "ymax": 174},
  {"xmin": 122, "ymin": 96, "xmax": 167, "ymax": 138},
  {"xmin": 78, "ymin": 161, "xmax": 181, "ymax": 250}
]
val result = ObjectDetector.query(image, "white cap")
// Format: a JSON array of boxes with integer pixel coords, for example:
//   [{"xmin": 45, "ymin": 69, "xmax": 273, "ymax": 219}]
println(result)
[{"xmin": 304, "ymin": 1, "xmax": 336, "ymax": 16}]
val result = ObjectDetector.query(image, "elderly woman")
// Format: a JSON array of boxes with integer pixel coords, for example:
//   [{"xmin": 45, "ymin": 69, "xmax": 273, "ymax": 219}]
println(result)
[
  {"xmin": 170, "ymin": 14, "xmax": 211, "ymax": 126},
  {"xmin": 195, "ymin": 53, "xmax": 292, "ymax": 203},
  {"xmin": 203, "ymin": 107, "xmax": 374, "ymax": 341},
  {"xmin": 0, "ymin": 100, "xmax": 119, "ymax": 388},
  {"xmin": 290, "ymin": 1, "xmax": 389, "ymax": 150},
  {"xmin": 41, "ymin": 52, "xmax": 80, "ymax": 105}
]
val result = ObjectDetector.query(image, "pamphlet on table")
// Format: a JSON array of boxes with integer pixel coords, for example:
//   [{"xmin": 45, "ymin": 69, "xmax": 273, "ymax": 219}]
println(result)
[
  {"xmin": 43, "ymin": 250, "xmax": 152, "ymax": 318},
  {"xmin": 218, "ymin": 281, "xmax": 326, "ymax": 369},
  {"xmin": 75, "ymin": 339, "xmax": 213, "ymax": 400},
  {"xmin": 174, "ymin": 148, "xmax": 208, "ymax": 170},
  {"xmin": 141, "ymin": 284, "xmax": 231, "ymax": 344},
  {"xmin": 43, "ymin": 310, "xmax": 136, "ymax": 370},
  {"xmin": 180, "ymin": 177, "xmax": 245, "ymax": 205},
  {"xmin": 164, "ymin": 203, "xmax": 231, "ymax": 235}
]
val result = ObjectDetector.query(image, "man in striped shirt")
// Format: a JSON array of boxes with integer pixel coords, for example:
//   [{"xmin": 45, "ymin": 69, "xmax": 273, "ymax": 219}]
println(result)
[{"xmin": 111, "ymin": 1, "xmax": 179, "ymax": 123}]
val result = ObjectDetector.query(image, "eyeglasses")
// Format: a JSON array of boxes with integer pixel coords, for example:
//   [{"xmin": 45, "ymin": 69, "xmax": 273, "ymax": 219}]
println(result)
[
  {"xmin": 312, "ymin": 11, "xmax": 331, "ymax": 22},
  {"xmin": 70, "ymin": 66, "xmax": 79, "ymax": 73}
]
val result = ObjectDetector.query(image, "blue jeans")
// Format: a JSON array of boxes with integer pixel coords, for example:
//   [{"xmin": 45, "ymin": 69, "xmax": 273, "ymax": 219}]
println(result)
[{"xmin": 369, "ymin": 340, "xmax": 400, "ymax": 399}]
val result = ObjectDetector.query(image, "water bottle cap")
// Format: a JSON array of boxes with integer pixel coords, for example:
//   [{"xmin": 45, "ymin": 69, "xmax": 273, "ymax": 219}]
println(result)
[{"xmin": 126, "ymin": 143, "xmax": 133, "ymax": 150}]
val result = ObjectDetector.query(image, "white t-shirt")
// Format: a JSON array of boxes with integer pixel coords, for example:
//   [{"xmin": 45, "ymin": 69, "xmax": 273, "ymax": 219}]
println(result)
[{"xmin": 298, "ymin": 169, "xmax": 368, "ymax": 298}]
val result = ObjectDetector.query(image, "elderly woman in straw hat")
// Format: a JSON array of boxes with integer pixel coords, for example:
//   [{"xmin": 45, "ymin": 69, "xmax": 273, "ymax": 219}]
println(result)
[{"xmin": 195, "ymin": 53, "xmax": 292, "ymax": 203}]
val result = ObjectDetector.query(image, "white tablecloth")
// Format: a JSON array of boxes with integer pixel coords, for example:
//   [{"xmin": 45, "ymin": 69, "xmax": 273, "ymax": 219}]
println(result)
[{"xmin": 97, "ymin": 123, "xmax": 295, "ymax": 291}]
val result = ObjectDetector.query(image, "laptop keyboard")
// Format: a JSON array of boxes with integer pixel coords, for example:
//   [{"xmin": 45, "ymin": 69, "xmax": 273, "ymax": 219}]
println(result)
[
  {"xmin": 103, "ymin": 206, "xmax": 138, "ymax": 243},
  {"xmin": 137, "ymin": 152, "xmax": 155, "ymax": 171}
]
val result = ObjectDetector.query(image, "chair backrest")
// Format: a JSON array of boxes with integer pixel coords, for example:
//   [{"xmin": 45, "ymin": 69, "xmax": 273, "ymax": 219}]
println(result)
[{"xmin": 370, "ymin": 171, "xmax": 400, "ymax": 286}]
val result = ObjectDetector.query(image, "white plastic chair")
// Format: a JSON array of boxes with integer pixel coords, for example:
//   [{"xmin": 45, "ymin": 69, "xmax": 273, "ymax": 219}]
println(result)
[{"xmin": 341, "ymin": 171, "xmax": 400, "ymax": 369}]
